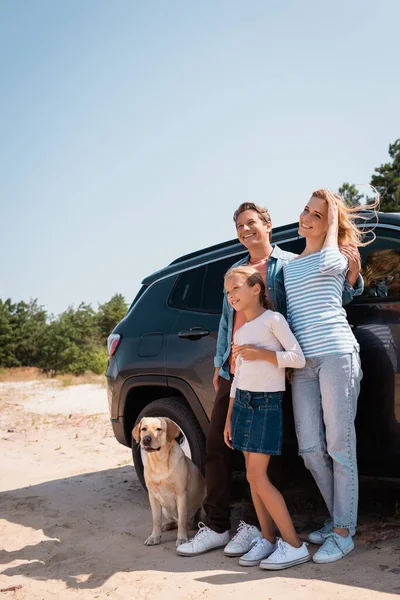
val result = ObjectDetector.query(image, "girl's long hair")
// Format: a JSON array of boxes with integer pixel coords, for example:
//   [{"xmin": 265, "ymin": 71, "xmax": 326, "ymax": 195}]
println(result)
[
  {"xmin": 224, "ymin": 266, "xmax": 274, "ymax": 311},
  {"xmin": 311, "ymin": 186, "xmax": 380, "ymax": 247}
]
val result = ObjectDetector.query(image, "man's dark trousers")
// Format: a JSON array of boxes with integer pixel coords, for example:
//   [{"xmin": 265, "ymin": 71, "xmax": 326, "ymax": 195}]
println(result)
[{"xmin": 203, "ymin": 376, "xmax": 259, "ymax": 533}]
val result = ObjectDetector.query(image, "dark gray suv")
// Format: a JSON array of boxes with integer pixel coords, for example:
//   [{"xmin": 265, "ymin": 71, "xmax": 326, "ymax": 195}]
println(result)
[{"xmin": 106, "ymin": 213, "xmax": 400, "ymax": 488}]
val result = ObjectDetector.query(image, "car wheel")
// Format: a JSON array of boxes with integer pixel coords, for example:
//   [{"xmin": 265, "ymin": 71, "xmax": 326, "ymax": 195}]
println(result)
[{"xmin": 131, "ymin": 397, "xmax": 206, "ymax": 490}]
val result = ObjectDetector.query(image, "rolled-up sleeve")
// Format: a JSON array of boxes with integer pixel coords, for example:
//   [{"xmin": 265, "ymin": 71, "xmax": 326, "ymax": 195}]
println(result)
[{"xmin": 214, "ymin": 294, "xmax": 229, "ymax": 368}]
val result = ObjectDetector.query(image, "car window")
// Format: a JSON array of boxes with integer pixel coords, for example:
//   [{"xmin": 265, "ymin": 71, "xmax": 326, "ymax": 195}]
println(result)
[
  {"xmin": 169, "ymin": 265, "xmax": 206, "ymax": 311},
  {"xmin": 169, "ymin": 255, "xmax": 242, "ymax": 313},
  {"xmin": 360, "ymin": 228, "xmax": 400, "ymax": 298},
  {"xmin": 202, "ymin": 257, "xmax": 241, "ymax": 312}
]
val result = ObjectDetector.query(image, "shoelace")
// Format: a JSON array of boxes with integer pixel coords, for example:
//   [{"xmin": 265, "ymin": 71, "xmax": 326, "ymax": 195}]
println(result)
[
  {"xmin": 246, "ymin": 537, "xmax": 266, "ymax": 555},
  {"xmin": 191, "ymin": 522, "xmax": 211, "ymax": 542},
  {"xmin": 320, "ymin": 534, "xmax": 345, "ymax": 555},
  {"xmin": 275, "ymin": 538, "xmax": 288, "ymax": 558},
  {"xmin": 320, "ymin": 520, "xmax": 334, "ymax": 538},
  {"xmin": 230, "ymin": 520, "xmax": 249, "ymax": 542}
]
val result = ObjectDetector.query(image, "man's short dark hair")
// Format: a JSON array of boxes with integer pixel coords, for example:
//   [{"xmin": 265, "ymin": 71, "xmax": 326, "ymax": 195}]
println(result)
[{"xmin": 233, "ymin": 202, "xmax": 272, "ymax": 239}]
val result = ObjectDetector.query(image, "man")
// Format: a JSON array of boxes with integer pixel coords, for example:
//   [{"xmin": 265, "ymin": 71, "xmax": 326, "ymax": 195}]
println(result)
[{"xmin": 177, "ymin": 202, "xmax": 362, "ymax": 557}]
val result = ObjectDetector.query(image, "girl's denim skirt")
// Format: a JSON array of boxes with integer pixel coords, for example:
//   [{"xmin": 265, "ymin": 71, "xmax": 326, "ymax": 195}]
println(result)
[{"xmin": 232, "ymin": 389, "xmax": 283, "ymax": 455}]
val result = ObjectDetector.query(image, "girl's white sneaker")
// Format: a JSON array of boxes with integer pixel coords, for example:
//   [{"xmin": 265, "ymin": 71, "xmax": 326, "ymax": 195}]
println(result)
[
  {"xmin": 259, "ymin": 538, "xmax": 311, "ymax": 570},
  {"xmin": 239, "ymin": 537, "xmax": 277, "ymax": 567}
]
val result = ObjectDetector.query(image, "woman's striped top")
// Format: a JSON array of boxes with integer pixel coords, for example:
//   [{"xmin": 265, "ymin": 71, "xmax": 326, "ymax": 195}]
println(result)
[{"xmin": 283, "ymin": 247, "xmax": 358, "ymax": 358}]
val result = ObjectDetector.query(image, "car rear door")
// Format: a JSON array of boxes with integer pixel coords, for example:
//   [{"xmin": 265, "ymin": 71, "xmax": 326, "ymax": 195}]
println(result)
[{"xmin": 166, "ymin": 254, "xmax": 244, "ymax": 419}]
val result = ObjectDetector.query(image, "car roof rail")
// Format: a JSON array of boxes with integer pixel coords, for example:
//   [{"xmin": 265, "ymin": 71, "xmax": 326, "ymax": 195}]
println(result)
[{"xmin": 169, "ymin": 222, "xmax": 298, "ymax": 266}]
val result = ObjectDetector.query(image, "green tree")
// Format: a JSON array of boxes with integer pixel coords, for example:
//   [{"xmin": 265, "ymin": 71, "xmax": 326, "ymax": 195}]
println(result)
[
  {"xmin": 97, "ymin": 294, "xmax": 127, "ymax": 342},
  {"xmin": 0, "ymin": 293, "xmax": 126, "ymax": 375},
  {"xmin": 39, "ymin": 303, "xmax": 105, "ymax": 375},
  {"xmin": 338, "ymin": 183, "xmax": 364, "ymax": 208},
  {"xmin": 11, "ymin": 300, "xmax": 47, "ymax": 367},
  {"xmin": 370, "ymin": 139, "xmax": 400, "ymax": 212},
  {"xmin": 0, "ymin": 298, "xmax": 48, "ymax": 368},
  {"xmin": 0, "ymin": 299, "xmax": 16, "ymax": 367}
]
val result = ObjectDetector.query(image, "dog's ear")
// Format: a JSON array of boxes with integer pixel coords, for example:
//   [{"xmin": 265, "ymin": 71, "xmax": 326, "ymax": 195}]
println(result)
[
  {"xmin": 132, "ymin": 419, "xmax": 142, "ymax": 443},
  {"xmin": 165, "ymin": 418, "xmax": 180, "ymax": 442}
]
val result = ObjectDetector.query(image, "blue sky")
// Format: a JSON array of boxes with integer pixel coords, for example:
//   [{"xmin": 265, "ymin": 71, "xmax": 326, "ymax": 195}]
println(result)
[{"xmin": 1, "ymin": 0, "xmax": 399, "ymax": 315}]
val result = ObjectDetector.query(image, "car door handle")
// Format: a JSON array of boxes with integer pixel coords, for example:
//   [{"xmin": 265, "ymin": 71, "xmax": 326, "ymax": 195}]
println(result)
[{"xmin": 178, "ymin": 328, "xmax": 210, "ymax": 340}]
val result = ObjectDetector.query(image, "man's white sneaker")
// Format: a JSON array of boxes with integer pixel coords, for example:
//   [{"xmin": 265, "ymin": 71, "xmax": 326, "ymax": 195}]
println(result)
[
  {"xmin": 238, "ymin": 537, "xmax": 277, "ymax": 567},
  {"xmin": 312, "ymin": 532, "xmax": 354, "ymax": 564},
  {"xmin": 259, "ymin": 538, "xmax": 311, "ymax": 570},
  {"xmin": 308, "ymin": 519, "xmax": 333, "ymax": 544},
  {"xmin": 224, "ymin": 521, "xmax": 262, "ymax": 557},
  {"xmin": 176, "ymin": 522, "xmax": 230, "ymax": 556}
]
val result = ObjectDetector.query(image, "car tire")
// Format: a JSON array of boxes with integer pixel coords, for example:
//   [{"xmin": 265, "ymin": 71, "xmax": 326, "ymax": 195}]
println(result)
[{"xmin": 131, "ymin": 397, "xmax": 206, "ymax": 490}]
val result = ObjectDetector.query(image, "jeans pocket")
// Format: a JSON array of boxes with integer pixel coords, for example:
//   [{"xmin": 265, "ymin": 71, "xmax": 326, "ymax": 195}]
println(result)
[
  {"xmin": 251, "ymin": 392, "xmax": 281, "ymax": 411},
  {"xmin": 354, "ymin": 347, "xmax": 363, "ymax": 381}
]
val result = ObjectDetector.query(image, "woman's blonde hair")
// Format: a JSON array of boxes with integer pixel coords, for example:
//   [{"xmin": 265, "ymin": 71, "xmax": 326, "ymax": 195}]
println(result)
[
  {"xmin": 224, "ymin": 265, "xmax": 274, "ymax": 311},
  {"xmin": 311, "ymin": 187, "xmax": 380, "ymax": 247}
]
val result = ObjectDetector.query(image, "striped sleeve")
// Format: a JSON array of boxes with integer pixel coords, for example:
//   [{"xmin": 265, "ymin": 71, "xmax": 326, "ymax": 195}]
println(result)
[{"xmin": 319, "ymin": 247, "xmax": 348, "ymax": 275}]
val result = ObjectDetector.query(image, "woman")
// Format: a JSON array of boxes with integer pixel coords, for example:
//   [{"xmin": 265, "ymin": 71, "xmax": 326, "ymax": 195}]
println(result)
[{"xmin": 283, "ymin": 189, "xmax": 375, "ymax": 564}]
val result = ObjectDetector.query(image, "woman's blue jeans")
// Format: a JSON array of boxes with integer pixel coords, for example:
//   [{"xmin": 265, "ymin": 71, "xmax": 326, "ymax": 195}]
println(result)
[{"xmin": 292, "ymin": 349, "xmax": 362, "ymax": 533}]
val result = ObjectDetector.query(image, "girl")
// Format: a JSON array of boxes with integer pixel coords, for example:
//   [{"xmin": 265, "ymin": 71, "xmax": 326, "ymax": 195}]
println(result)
[
  {"xmin": 223, "ymin": 265, "xmax": 309, "ymax": 570},
  {"xmin": 283, "ymin": 189, "xmax": 376, "ymax": 564}
]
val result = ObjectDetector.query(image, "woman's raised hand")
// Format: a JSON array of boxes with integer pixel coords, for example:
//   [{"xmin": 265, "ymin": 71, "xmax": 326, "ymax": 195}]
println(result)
[{"xmin": 325, "ymin": 190, "xmax": 339, "ymax": 230}]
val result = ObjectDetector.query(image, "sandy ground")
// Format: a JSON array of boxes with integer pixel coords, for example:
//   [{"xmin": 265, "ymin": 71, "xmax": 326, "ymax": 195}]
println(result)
[{"xmin": 0, "ymin": 380, "xmax": 399, "ymax": 600}]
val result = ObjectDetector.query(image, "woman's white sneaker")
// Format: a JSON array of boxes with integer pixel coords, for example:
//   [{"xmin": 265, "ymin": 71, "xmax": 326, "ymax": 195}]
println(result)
[
  {"xmin": 259, "ymin": 539, "xmax": 311, "ymax": 570},
  {"xmin": 308, "ymin": 519, "xmax": 333, "ymax": 544},
  {"xmin": 224, "ymin": 521, "xmax": 262, "ymax": 557},
  {"xmin": 312, "ymin": 533, "xmax": 354, "ymax": 563},
  {"xmin": 239, "ymin": 537, "xmax": 277, "ymax": 566},
  {"xmin": 176, "ymin": 523, "xmax": 230, "ymax": 556}
]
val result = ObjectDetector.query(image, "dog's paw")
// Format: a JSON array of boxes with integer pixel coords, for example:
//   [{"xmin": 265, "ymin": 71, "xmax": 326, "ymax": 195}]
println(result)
[
  {"xmin": 176, "ymin": 537, "xmax": 188, "ymax": 547},
  {"xmin": 144, "ymin": 535, "xmax": 161, "ymax": 546}
]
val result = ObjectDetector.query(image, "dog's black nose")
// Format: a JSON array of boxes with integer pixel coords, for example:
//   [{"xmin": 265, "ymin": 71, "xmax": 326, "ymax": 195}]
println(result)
[{"xmin": 142, "ymin": 435, "xmax": 152, "ymax": 446}]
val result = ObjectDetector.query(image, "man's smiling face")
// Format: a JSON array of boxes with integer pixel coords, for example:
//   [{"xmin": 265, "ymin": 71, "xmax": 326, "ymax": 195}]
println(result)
[{"xmin": 235, "ymin": 209, "xmax": 272, "ymax": 249}]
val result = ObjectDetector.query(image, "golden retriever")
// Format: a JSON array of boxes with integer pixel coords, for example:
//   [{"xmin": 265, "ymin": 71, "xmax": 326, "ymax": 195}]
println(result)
[{"xmin": 132, "ymin": 416, "xmax": 205, "ymax": 547}]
